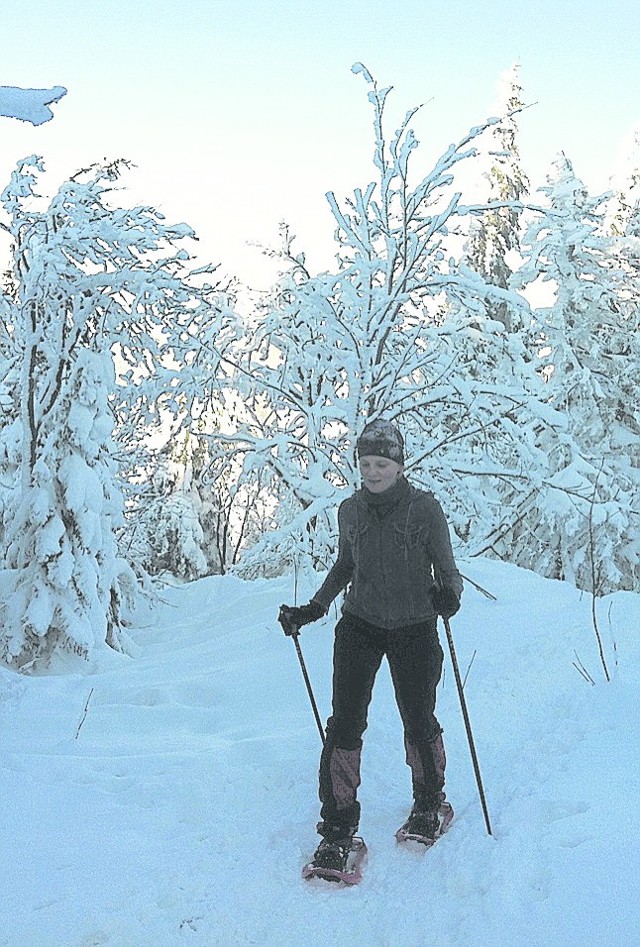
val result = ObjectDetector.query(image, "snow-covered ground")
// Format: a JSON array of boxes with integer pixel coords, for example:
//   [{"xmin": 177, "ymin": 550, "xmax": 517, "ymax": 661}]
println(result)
[{"xmin": 1, "ymin": 558, "xmax": 638, "ymax": 946}]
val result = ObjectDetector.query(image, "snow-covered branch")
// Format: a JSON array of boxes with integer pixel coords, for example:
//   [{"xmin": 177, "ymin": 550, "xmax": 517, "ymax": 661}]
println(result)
[{"xmin": 0, "ymin": 85, "xmax": 67, "ymax": 125}]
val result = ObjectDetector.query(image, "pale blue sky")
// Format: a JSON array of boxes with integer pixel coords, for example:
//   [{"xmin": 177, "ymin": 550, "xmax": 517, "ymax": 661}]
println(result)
[{"xmin": 2, "ymin": 0, "xmax": 639, "ymax": 285}]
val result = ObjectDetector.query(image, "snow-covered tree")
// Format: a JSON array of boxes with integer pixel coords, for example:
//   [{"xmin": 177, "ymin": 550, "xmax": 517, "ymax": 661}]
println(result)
[
  {"xmin": 464, "ymin": 64, "xmax": 530, "ymax": 331},
  {"xmin": 0, "ymin": 277, "xmax": 20, "ymax": 552},
  {"xmin": 509, "ymin": 154, "xmax": 639, "ymax": 592},
  {"xmin": 198, "ymin": 66, "xmax": 555, "ymax": 578},
  {"xmin": 607, "ymin": 124, "xmax": 640, "ymax": 238},
  {"xmin": 607, "ymin": 126, "xmax": 640, "ymax": 394},
  {"xmin": 2, "ymin": 348, "xmax": 128, "ymax": 668},
  {"xmin": 135, "ymin": 453, "xmax": 208, "ymax": 583},
  {"xmin": 0, "ymin": 156, "xmax": 235, "ymax": 670},
  {"xmin": 188, "ymin": 428, "xmax": 273, "ymax": 576}
]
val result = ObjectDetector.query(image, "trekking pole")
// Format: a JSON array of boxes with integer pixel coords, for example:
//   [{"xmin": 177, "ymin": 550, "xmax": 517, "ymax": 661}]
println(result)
[
  {"xmin": 442, "ymin": 616, "xmax": 493, "ymax": 836},
  {"xmin": 278, "ymin": 607, "xmax": 326, "ymax": 746}
]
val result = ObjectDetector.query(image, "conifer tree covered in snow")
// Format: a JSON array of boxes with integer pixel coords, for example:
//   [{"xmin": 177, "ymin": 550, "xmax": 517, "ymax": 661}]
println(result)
[
  {"xmin": 0, "ymin": 156, "xmax": 234, "ymax": 669},
  {"xmin": 512, "ymin": 155, "xmax": 640, "ymax": 592},
  {"xmin": 607, "ymin": 128, "xmax": 640, "ymax": 391},
  {"xmin": 464, "ymin": 64, "xmax": 530, "ymax": 332},
  {"xmin": 136, "ymin": 449, "xmax": 208, "ymax": 583},
  {"xmin": 608, "ymin": 125, "xmax": 640, "ymax": 239}
]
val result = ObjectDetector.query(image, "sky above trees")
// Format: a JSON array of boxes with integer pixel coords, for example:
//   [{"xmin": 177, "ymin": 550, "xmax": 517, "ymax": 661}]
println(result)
[{"xmin": 2, "ymin": 0, "xmax": 639, "ymax": 285}]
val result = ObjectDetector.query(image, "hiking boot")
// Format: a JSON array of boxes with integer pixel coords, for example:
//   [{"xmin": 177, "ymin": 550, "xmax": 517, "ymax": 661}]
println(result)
[
  {"xmin": 311, "ymin": 837, "xmax": 353, "ymax": 872},
  {"xmin": 404, "ymin": 805, "xmax": 440, "ymax": 840},
  {"xmin": 398, "ymin": 797, "xmax": 454, "ymax": 843}
]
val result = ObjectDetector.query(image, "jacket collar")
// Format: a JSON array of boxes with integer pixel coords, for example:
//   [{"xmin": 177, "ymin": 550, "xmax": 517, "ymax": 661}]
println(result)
[{"xmin": 359, "ymin": 475, "xmax": 410, "ymax": 513}]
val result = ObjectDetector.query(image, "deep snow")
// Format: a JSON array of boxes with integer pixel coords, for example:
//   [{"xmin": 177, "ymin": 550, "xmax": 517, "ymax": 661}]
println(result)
[{"xmin": 1, "ymin": 558, "xmax": 638, "ymax": 946}]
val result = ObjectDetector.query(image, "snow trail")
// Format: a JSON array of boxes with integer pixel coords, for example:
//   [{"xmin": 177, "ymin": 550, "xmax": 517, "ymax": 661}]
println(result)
[{"xmin": 1, "ymin": 562, "xmax": 638, "ymax": 946}]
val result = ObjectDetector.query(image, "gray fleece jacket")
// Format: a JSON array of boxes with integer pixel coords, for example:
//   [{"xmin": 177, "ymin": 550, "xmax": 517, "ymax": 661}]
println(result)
[{"xmin": 313, "ymin": 476, "xmax": 463, "ymax": 630}]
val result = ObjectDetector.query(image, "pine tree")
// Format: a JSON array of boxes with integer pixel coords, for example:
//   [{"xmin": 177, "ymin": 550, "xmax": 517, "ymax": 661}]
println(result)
[{"xmin": 464, "ymin": 63, "xmax": 530, "ymax": 331}]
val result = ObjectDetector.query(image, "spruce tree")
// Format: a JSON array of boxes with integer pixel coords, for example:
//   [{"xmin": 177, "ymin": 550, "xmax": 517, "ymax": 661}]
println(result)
[{"xmin": 465, "ymin": 64, "xmax": 530, "ymax": 331}]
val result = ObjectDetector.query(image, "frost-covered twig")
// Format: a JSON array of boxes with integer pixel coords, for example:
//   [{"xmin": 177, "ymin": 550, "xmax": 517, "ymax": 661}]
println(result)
[
  {"xmin": 460, "ymin": 573, "xmax": 497, "ymax": 601},
  {"xmin": 572, "ymin": 653, "xmax": 596, "ymax": 686},
  {"xmin": 75, "ymin": 688, "xmax": 95, "ymax": 739},
  {"xmin": 462, "ymin": 649, "xmax": 477, "ymax": 689},
  {"xmin": 587, "ymin": 462, "xmax": 611, "ymax": 683}
]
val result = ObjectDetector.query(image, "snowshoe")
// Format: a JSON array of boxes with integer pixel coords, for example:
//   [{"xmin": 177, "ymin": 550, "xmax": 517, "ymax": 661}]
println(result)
[
  {"xmin": 396, "ymin": 799, "xmax": 454, "ymax": 848},
  {"xmin": 302, "ymin": 836, "xmax": 367, "ymax": 885}
]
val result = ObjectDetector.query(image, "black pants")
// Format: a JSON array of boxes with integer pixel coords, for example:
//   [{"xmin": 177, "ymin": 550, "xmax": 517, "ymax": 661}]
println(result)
[{"xmin": 318, "ymin": 613, "xmax": 446, "ymax": 840}]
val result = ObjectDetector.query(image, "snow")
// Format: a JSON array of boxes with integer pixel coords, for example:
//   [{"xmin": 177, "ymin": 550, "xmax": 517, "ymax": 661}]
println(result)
[
  {"xmin": 0, "ymin": 86, "xmax": 67, "ymax": 126},
  {"xmin": 1, "ymin": 559, "xmax": 638, "ymax": 946}
]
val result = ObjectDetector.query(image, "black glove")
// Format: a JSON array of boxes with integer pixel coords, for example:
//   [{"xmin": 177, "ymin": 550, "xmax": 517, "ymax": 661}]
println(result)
[
  {"xmin": 430, "ymin": 586, "xmax": 460, "ymax": 619},
  {"xmin": 278, "ymin": 600, "xmax": 325, "ymax": 636}
]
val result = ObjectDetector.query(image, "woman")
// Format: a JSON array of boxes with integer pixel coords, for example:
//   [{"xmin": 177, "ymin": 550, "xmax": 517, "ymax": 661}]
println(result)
[{"xmin": 280, "ymin": 419, "xmax": 462, "ymax": 872}]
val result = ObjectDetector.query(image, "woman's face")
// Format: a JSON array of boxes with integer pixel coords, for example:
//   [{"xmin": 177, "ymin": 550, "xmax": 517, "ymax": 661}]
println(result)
[{"xmin": 359, "ymin": 455, "xmax": 404, "ymax": 493}]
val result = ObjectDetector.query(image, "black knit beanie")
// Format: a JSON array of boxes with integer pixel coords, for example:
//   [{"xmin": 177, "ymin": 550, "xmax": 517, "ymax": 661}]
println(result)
[{"xmin": 356, "ymin": 420, "xmax": 405, "ymax": 465}]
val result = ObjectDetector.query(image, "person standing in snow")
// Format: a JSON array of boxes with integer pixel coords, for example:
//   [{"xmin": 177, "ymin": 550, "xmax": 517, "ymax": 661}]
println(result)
[{"xmin": 280, "ymin": 419, "xmax": 463, "ymax": 872}]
